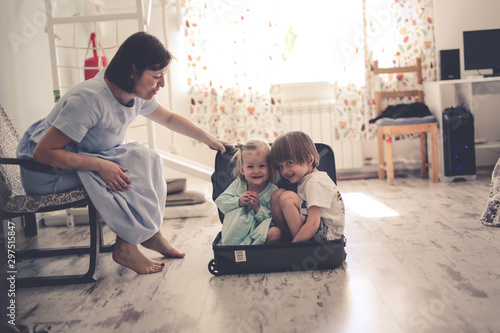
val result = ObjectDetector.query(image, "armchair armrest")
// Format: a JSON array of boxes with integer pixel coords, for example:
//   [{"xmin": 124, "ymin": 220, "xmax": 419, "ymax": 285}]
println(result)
[{"xmin": 0, "ymin": 157, "xmax": 45, "ymax": 167}]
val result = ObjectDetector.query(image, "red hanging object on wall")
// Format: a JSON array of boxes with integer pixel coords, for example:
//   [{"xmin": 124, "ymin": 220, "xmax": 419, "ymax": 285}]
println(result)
[{"xmin": 84, "ymin": 32, "xmax": 108, "ymax": 80}]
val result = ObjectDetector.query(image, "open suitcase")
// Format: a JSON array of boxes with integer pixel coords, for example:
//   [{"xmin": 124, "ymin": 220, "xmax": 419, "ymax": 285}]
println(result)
[{"xmin": 208, "ymin": 143, "xmax": 346, "ymax": 276}]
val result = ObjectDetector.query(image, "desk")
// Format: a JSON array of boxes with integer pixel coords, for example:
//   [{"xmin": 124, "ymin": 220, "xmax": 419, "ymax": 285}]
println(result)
[{"xmin": 423, "ymin": 76, "xmax": 500, "ymax": 180}]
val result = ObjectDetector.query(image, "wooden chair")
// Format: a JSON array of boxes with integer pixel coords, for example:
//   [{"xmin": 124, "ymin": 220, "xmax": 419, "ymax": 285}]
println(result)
[
  {"xmin": 0, "ymin": 105, "xmax": 113, "ymax": 288},
  {"xmin": 373, "ymin": 58, "xmax": 439, "ymax": 185}
]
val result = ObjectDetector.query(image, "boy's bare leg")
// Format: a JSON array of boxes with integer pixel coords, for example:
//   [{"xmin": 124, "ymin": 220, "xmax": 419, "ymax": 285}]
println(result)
[
  {"xmin": 271, "ymin": 189, "xmax": 292, "ymax": 242},
  {"xmin": 141, "ymin": 229, "xmax": 185, "ymax": 258},
  {"xmin": 265, "ymin": 226, "xmax": 282, "ymax": 244},
  {"xmin": 112, "ymin": 236, "xmax": 164, "ymax": 274},
  {"xmin": 278, "ymin": 191, "xmax": 303, "ymax": 239}
]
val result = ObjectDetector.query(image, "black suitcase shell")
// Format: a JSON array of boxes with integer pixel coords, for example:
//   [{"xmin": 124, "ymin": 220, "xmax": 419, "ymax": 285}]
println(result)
[{"xmin": 209, "ymin": 143, "xmax": 346, "ymax": 276}]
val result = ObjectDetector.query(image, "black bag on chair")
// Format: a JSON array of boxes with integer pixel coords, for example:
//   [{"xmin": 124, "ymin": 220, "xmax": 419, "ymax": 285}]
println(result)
[{"xmin": 369, "ymin": 102, "xmax": 432, "ymax": 123}]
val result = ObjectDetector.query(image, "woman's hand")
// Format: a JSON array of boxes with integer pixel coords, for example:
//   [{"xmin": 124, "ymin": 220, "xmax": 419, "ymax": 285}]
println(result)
[
  {"xmin": 97, "ymin": 159, "xmax": 131, "ymax": 191},
  {"xmin": 34, "ymin": 126, "xmax": 131, "ymax": 191},
  {"xmin": 205, "ymin": 137, "xmax": 231, "ymax": 154}
]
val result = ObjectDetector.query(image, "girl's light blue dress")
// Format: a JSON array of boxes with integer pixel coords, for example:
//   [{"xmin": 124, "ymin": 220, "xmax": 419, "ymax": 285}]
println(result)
[
  {"xmin": 215, "ymin": 178, "xmax": 277, "ymax": 245},
  {"xmin": 16, "ymin": 70, "xmax": 166, "ymax": 245}
]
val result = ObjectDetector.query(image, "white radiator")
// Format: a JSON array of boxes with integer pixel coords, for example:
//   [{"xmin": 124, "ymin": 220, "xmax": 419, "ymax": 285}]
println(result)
[{"xmin": 281, "ymin": 100, "xmax": 363, "ymax": 170}]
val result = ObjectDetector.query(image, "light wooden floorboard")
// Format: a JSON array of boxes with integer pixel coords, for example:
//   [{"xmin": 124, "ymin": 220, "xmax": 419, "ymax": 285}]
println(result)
[{"xmin": 11, "ymin": 167, "xmax": 500, "ymax": 333}]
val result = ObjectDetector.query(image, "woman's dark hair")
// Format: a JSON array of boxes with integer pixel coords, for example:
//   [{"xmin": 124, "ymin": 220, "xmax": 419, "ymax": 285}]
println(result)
[{"xmin": 105, "ymin": 32, "xmax": 172, "ymax": 92}]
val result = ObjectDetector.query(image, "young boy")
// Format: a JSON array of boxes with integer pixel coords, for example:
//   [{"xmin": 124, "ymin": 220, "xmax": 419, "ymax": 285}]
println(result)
[{"xmin": 270, "ymin": 131, "xmax": 345, "ymax": 243}]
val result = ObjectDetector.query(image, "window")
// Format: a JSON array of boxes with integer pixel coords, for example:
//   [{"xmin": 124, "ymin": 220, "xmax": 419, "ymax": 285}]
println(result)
[
  {"xmin": 194, "ymin": 0, "xmax": 395, "ymax": 87},
  {"xmin": 272, "ymin": 0, "xmax": 365, "ymax": 85}
]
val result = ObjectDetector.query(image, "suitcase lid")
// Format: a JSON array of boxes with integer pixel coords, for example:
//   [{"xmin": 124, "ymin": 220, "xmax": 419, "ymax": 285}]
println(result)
[{"xmin": 211, "ymin": 143, "xmax": 337, "ymax": 224}]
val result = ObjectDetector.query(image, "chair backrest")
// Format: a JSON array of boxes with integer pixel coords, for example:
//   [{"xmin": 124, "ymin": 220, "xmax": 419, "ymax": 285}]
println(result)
[
  {"xmin": 373, "ymin": 58, "xmax": 424, "ymax": 117},
  {"xmin": 211, "ymin": 143, "xmax": 337, "ymax": 223},
  {"xmin": 0, "ymin": 105, "xmax": 26, "ymax": 209}
]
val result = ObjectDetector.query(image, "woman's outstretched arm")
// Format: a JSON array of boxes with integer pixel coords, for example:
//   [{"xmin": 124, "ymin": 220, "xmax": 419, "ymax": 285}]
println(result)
[{"xmin": 144, "ymin": 104, "xmax": 229, "ymax": 153}]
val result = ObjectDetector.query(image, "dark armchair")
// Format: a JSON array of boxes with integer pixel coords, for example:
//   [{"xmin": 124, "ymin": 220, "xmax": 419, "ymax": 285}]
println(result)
[{"xmin": 0, "ymin": 105, "xmax": 112, "ymax": 288}]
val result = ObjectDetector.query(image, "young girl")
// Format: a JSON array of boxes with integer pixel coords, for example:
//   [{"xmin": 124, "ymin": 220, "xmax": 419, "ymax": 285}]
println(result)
[
  {"xmin": 215, "ymin": 139, "xmax": 282, "ymax": 245},
  {"xmin": 270, "ymin": 131, "xmax": 345, "ymax": 243}
]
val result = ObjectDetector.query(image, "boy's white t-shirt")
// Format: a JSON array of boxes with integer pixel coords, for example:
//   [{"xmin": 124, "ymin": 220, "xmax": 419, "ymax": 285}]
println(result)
[{"xmin": 297, "ymin": 171, "xmax": 345, "ymax": 240}]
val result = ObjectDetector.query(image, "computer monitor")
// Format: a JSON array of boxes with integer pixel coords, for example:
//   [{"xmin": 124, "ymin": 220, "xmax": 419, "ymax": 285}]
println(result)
[{"xmin": 463, "ymin": 28, "xmax": 500, "ymax": 77}]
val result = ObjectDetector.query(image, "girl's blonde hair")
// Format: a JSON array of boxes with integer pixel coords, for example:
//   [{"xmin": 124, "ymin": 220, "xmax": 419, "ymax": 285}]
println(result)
[
  {"xmin": 232, "ymin": 139, "xmax": 273, "ymax": 183},
  {"xmin": 270, "ymin": 131, "xmax": 319, "ymax": 169}
]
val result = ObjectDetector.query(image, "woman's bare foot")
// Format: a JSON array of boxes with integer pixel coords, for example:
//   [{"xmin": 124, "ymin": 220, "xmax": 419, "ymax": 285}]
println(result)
[
  {"xmin": 141, "ymin": 230, "xmax": 186, "ymax": 258},
  {"xmin": 112, "ymin": 236, "xmax": 164, "ymax": 274}
]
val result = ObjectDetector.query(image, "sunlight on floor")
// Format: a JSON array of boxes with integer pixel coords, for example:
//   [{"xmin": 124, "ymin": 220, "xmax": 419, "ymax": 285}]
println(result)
[{"xmin": 343, "ymin": 192, "xmax": 399, "ymax": 218}]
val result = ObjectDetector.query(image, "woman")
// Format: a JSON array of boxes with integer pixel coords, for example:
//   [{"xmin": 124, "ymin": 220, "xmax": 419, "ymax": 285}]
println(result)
[{"xmin": 16, "ymin": 32, "xmax": 227, "ymax": 274}]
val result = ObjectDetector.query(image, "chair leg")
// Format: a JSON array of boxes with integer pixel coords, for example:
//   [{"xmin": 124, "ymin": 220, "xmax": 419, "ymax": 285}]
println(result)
[
  {"xmin": 99, "ymin": 213, "xmax": 114, "ymax": 253},
  {"xmin": 431, "ymin": 124, "xmax": 439, "ymax": 182},
  {"xmin": 377, "ymin": 129, "xmax": 385, "ymax": 180},
  {"xmin": 385, "ymin": 136, "xmax": 395, "ymax": 185},
  {"xmin": 23, "ymin": 213, "xmax": 38, "ymax": 237},
  {"xmin": 420, "ymin": 132, "xmax": 428, "ymax": 179},
  {"xmin": 17, "ymin": 202, "xmax": 101, "ymax": 288}
]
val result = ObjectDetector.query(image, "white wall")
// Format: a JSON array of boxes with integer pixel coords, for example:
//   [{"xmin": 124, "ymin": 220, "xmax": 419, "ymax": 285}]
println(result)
[
  {"xmin": 434, "ymin": 0, "xmax": 500, "ymax": 77},
  {"xmin": 0, "ymin": 0, "xmax": 56, "ymax": 132},
  {"xmin": 433, "ymin": 0, "xmax": 500, "ymax": 166}
]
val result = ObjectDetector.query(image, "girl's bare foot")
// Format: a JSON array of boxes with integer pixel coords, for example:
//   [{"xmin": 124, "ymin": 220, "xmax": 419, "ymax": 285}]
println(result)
[
  {"xmin": 112, "ymin": 236, "xmax": 164, "ymax": 274},
  {"xmin": 141, "ymin": 230, "xmax": 186, "ymax": 258}
]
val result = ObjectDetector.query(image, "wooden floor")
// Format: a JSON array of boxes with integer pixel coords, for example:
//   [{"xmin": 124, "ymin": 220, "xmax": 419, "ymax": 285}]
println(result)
[{"xmin": 11, "ymin": 167, "xmax": 500, "ymax": 333}]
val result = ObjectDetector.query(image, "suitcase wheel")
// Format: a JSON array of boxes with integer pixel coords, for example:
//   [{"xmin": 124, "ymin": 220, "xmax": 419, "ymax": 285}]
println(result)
[{"xmin": 208, "ymin": 258, "xmax": 225, "ymax": 276}]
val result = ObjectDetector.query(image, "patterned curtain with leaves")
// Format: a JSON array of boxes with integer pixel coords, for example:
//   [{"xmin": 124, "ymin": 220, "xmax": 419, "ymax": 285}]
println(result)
[
  {"xmin": 182, "ymin": 0, "xmax": 286, "ymax": 143},
  {"xmin": 182, "ymin": 0, "xmax": 437, "ymax": 142}
]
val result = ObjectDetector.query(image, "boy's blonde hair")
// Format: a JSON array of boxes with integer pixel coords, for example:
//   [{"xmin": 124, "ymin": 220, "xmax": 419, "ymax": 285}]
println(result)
[
  {"xmin": 232, "ymin": 139, "xmax": 274, "ymax": 183},
  {"xmin": 270, "ymin": 131, "xmax": 319, "ymax": 169}
]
